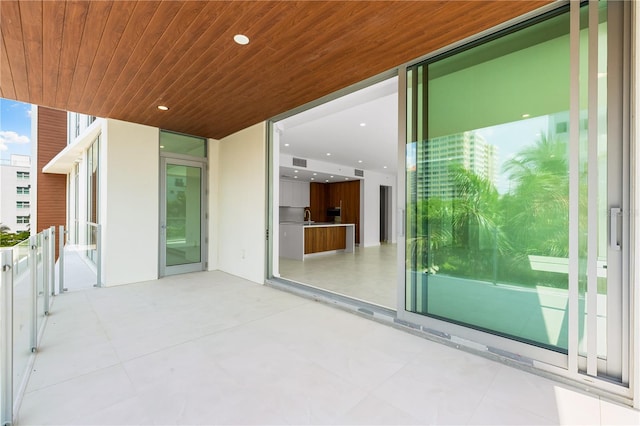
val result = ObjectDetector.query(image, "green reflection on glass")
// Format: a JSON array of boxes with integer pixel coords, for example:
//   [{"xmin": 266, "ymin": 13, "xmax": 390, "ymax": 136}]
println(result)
[{"xmin": 166, "ymin": 164, "xmax": 202, "ymax": 266}]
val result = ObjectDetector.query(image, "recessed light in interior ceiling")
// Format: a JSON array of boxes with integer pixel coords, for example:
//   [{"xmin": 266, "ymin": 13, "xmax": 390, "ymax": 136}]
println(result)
[
  {"xmin": 326, "ymin": 153, "xmax": 331, "ymax": 156},
  {"xmin": 234, "ymin": 34, "xmax": 250, "ymax": 45},
  {"xmin": 313, "ymin": 173, "xmax": 317, "ymax": 176},
  {"xmin": 360, "ymin": 123, "xmax": 366, "ymax": 127},
  {"xmin": 157, "ymin": 105, "xmax": 169, "ymax": 111},
  {"xmin": 294, "ymin": 170, "xmax": 298, "ymax": 173},
  {"xmin": 325, "ymin": 179, "xmax": 329, "ymax": 182},
  {"xmin": 358, "ymin": 160, "xmax": 363, "ymax": 163},
  {"xmin": 383, "ymin": 166, "xmax": 388, "ymax": 169},
  {"xmin": 284, "ymin": 143, "xmax": 290, "ymax": 147},
  {"xmin": 311, "ymin": 178, "xmax": 315, "ymax": 181}
]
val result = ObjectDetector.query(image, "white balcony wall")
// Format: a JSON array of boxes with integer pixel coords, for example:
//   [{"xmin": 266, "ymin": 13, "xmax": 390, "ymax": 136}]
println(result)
[
  {"xmin": 216, "ymin": 122, "xmax": 266, "ymax": 283},
  {"xmin": 102, "ymin": 120, "xmax": 159, "ymax": 286},
  {"xmin": 207, "ymin": 138, "xmax": 220, "ymax": 271}
]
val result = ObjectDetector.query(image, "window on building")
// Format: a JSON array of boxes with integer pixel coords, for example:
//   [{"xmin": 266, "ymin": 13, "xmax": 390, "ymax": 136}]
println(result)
[
  {"xmin": 16, "ymin": 186, "xmax": 30, "ymax": 195},
  {"xmin": 16, "ymin": 216, "xmax": 29, "ymax": 224},
  {"xmin": 16, "ymin": 201, "xmax": 30, "ymax": 209},
  {"xmin": 16, "ymin": 171, "xmax": 29, "ymax": 179}
]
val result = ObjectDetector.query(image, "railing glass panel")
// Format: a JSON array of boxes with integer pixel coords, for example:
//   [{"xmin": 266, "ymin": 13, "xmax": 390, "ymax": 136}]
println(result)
[{"xmin": 11, "ymin": 238, "xmax": 33, "ymax": 410}]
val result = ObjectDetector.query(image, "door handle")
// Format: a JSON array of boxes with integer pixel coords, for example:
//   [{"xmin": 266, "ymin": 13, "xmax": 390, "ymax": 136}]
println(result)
[{"xmin": 610, "ymin": 207, "xmax": 621, "ymax": 251}]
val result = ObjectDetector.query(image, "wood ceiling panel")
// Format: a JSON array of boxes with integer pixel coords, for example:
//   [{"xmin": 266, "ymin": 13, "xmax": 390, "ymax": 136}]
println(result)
[
  {"xmin": 105, "ymin": 1, "xmax": 209, "ymax": 116},
  {"xmin": 1, "ymin": 0, "xmax": 553, "ymax": 140},
  {"xmin": 94, "ymin": 0, "xmax": 184, "ymax": 115},
  {"xmin": 131, "ymin": 2, "xmax": 267, "ymax": 125},
  {"xmin": 75, "ymin": 1, "xmax": 137, "ymax": 113},
  {"xmin": 87, "ymin": 1, "xmax": 162, "ymax": 114},
  {"xmin": 112, "ymin": 1, "xmax": 232, "ymax": 121},
  {"xmin": 41, "ymin": 0, "xmax": 65, "ymax": 106},
  {"xmin": 66, "ymin": 1, "xmax": 114, "ymax": 108},
  {"xmin": 19, "ymin": 0, "xmax": 43, "ymax": 105},
  {"xmin": 55, "ymin": 0, "xmax": 89, "ymax": 107},
  {"xmin": 1, "ymin": 1, "xmax": 29, "ymax": 101},
  {"xmin": 0, "ymin": 34, "xmax": 17, "ymax": 99}
]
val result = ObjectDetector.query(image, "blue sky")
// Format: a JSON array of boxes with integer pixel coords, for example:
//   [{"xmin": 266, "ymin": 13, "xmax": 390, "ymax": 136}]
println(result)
[{"xmin": 0, "ymin": 98, "xmax": 32, "ymax": 160}]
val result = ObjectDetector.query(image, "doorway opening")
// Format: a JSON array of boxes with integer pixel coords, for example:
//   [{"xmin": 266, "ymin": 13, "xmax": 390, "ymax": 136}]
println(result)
[{"xmin": 271, "ymin": 76, "xmax": 399, "ymax": 309}]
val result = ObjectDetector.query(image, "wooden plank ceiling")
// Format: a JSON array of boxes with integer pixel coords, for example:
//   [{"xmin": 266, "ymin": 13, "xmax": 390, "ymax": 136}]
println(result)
[{"xmin": 1, "ymin": 0, "xmax": 552, "ymax": 140}]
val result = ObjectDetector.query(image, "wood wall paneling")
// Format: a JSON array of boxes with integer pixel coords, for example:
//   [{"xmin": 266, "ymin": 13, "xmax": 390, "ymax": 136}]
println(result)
[
  {"xmin": 37, "ymin": 107, "xmax": 68, "ymax": 259},
  {"xmin": 328, "ymin": 180, "xmax": 360, "ymax": 244},
  {"xmin": 309, "ymin": 182, "xmax": 328, "ymax": 223}
]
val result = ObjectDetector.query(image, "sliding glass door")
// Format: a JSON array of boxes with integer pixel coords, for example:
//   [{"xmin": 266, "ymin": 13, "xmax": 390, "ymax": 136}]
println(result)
[{"xmin": 403, "ymin": 1, "xmax": 628, "ymax": 385}]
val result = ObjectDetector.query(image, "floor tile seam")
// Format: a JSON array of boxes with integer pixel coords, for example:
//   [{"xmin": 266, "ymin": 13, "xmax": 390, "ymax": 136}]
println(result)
[
  {"xmin": 112, "ymin": 298, "xmax": 314, "ymax": 365},
  {"xmin": 21, "ymin": 360, "xmax": 128, "ymax": 397}
]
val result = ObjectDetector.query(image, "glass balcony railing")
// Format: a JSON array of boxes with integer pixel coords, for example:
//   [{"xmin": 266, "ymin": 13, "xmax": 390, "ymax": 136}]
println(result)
[{"xmin": 1, "ymin": 226, "xmax": 60, "ymax": 425}]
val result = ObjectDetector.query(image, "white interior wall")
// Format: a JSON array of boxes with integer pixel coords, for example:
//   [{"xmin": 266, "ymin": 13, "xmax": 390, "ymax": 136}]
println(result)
[
  {"xmin": 217, "ymin": 123, "xmax": 266, "ymax": 284},
  {"xmin": 361, "ymin": 170, "xmax": 397, "ymax": 247},
  {"xmin": 102, "ymin": 120, "xmax": 159, "ymax": 286}
]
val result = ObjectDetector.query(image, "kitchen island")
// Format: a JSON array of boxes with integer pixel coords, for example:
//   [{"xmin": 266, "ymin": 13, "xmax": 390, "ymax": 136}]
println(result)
[{"xmin": 279, "ymin": 222, "xmax": 355, "ymax": 261}]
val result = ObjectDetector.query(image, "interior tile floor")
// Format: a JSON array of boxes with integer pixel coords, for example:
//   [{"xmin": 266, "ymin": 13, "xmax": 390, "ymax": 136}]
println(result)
[
  {"xmin": 279, "ymin": 243, "xmax": 397, "ymax": 309},
  {"xmin": 17, "ymin": 271, "xmax": 639, "ymax": 425}
]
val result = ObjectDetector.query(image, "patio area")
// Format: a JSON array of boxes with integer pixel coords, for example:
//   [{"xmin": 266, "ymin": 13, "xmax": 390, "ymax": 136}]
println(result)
[{"xmin": 15, "ymin": 271, "xmax": 639, "ymax": 425}]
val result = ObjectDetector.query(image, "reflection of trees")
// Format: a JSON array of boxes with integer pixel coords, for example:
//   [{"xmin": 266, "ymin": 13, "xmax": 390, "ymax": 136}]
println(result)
[{"xmin": 410, "ymin": 134, "xmax": 570, "ymax": 288}]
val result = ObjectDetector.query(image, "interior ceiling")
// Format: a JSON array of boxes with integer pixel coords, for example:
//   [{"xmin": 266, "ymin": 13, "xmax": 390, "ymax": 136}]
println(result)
[
  {"xmin": 278, "ymin": 77, "xmax": 398, "ymax": 178},
  {"xmin": 1, "ymin": 0, "xmax": 552, "ymax": 140}
]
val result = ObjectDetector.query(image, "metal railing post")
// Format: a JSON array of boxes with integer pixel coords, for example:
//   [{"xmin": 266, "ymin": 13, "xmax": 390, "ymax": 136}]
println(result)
[
  {"xmin": 49, "ymin": 227, "xmax": 55, "ymax": 301},
  {"xmin": 96, "ymin": 224, "xmax": 102, "ymax": 287},
  {"xmin": 29, "ymin": 236, "xmax": 37, "ymax": 352},
  {"xmin": 1, "ymin": 250, "xmax": 14, "ymax": 426},
  {"xmin": 58, "ymin": 225, "xmax": 65, "ymax": 294},
  {"xmin": 42, "ymin": 230, "xmax": 50, "ymax": 316}
]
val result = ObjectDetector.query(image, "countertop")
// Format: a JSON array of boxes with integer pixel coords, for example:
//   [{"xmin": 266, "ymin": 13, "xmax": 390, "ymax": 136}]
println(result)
[{"xmin": 280, "ymin": 222, "xmax": 354, "ymax": 227}]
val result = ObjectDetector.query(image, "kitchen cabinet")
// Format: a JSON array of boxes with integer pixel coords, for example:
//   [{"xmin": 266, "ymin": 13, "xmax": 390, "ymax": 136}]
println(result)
[{"xmin": 279, "ymin": 180, "xmax": 309, "ymax": 207}]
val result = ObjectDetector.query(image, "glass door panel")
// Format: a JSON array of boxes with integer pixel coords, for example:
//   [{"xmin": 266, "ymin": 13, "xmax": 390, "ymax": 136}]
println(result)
[
  {"xmin": 404, "ymin": 1, "xmax": 626, "ymax": 383},
  {"xmin": 160, "ymin": 159, "xmax": 205, "ymax": 276}
]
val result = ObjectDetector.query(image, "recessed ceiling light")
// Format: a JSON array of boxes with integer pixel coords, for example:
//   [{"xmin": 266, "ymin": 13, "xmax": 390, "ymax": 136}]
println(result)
[
  {"xmin": 294, "ymin": 170, "xmax": 298, "ymax": 173},
  {"xmin": 358, "ymin": 160, "xmax": 363, "ymax": 163},
  {"xmin": 344, "ymin": 178, "xmax": 348, "ymax": 180},
  {"xmin": 284, "ymin": 143, "xmax": 290, "ymax": 147},
  {"xmin": 326, "ymin": 153, "xmax": 331, "ymax": 156},
  {"xmin": 325, "ymin": 179, "xmax": 329, "ymax": 182},
  {"xmin": 522, "ymin": 113, "xmax": 530, "ymax": 118},
  {"xmin": 234, "ymin": 34, "xmax": 249, "ymax": 45},
  {"xmin": 330, "ymin": 175, "xmax": 334, "ymax": 178},
  {"xmin": 313, "ymin": 173, "xmax": 317, "ymax": 176},
  {"xmin": 311, "ymin": 178, "xmax": 315, "ymax": 181},
  {"xmin": 157, "ymin": 105, "xmax": 169, "ymax": 111},
  {"xmin": 294, "ymin": 176, "xmax": 298, "ymax": 179},
  {"xmin": 360, "ymin": 123, "xmax": 366, "ymax": 127},
  {"xmin": 383, "ymin": 166, "xmax": 388, "ymax": 169}
]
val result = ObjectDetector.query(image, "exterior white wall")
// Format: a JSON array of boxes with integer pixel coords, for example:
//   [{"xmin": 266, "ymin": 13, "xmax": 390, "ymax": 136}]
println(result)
[
  {"xmin": 102, "ymin": 120, "xmax": 159, "ymax": 286},
  {"xmin": 217, "ymin": 123, "xmax": 266, "ymax": 283},
  {"xmin": 207, "ymin": 138, "xmax": 220, "ymax": 271},
  {"xmin": 361, "ymin": 170, "xmax": 396, "ymax": 247}
]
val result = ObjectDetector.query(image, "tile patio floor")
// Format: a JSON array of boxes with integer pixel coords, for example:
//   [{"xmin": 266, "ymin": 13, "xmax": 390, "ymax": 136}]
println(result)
[{"xmin": 16, "ymin": 271, "xmax": 640, "ymax": 425}]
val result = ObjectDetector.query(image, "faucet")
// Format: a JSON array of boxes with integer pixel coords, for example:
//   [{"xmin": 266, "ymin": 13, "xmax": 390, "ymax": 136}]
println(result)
[{"xmin": 304, "ymin": 209, "xmax": 312, "ymax": 224}]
